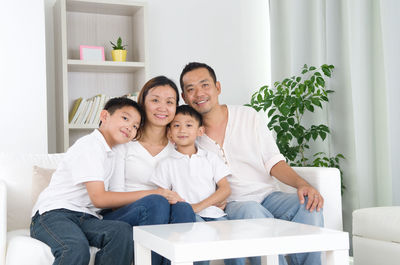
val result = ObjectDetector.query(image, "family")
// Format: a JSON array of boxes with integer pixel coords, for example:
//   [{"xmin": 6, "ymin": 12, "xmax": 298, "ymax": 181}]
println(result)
[{"xmin": 30, "ymin": 62, "xmax": 324, "ymax": 265}]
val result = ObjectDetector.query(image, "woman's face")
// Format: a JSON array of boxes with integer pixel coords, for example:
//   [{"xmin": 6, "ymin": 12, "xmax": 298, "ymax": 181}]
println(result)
[{"xmin": 143, "ymin": 85, "xmax": 177, "ymax": 127}]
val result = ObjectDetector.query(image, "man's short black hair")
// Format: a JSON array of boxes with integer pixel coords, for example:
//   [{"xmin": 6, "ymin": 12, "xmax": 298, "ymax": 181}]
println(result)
[
  {"xmin": 174, "ymin": 105, "xmax": 203, "ymax": 126},
  {"xmin": 179, "ymin": 62, "xmax": 217, "ymax": 92},
  {"xmin": 100, "ymin": 97, "xmax": 145, "ymax": 128}
]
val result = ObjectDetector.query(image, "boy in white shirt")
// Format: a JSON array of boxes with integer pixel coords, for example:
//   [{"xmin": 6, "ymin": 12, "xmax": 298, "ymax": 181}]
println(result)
[
  {"xmin": 151, "ymin": 105, "xmax": 231, "ymax": 222},
  {"xmin": 31, "ymin": 97, "xmax": 144, "ymax": 265}
]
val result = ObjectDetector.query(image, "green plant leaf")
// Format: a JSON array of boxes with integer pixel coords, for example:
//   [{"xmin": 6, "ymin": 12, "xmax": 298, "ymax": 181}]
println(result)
[
  {"xmin": 311, "ymin": 98, "xmax": 322, "ymax": 108},
  {"xmin": 320, "ymin": 131, "xmax": 327, "ymax": 140},
  {"xmin": 309, "ymin": 66, "xmax": 316, "ymax": 71},
  {"xmin": 268, "ymin": 108, "xmax": 276, "ymax": 117},
  {"xmin": 316, "ymin": 77, "xmax": 325, "ymax": 87}
]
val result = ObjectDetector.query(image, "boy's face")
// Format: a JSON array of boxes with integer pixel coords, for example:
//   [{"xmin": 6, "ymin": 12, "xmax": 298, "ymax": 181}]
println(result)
[
  {"xmin": 99, "ymin": 106, "xmax": 141, "ymax": 148},
  {"xmin": 168, "ymin": 113, "xmax": 204, "ymax": 147},
  {"xmin": 181, "ymin": 67, "xmax": 221, "ymax": 115}
]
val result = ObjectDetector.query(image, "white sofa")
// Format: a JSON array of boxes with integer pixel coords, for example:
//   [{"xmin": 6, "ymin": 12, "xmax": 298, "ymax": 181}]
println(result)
[
  {"xmin": 352, "ymin": 206, "xmax": 400, "ymax": 265},
  {"xmin": 0, "ymin": 153, "xmax": 343, "ymax": 265}
]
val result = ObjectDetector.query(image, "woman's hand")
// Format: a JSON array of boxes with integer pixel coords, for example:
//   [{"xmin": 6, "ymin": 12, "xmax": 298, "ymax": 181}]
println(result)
[{"xmin": 157, "ymin": 188, "xmax": 185, "ymax": 204}]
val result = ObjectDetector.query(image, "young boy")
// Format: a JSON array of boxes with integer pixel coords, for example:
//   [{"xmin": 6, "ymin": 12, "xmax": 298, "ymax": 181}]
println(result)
[
  {"xmin": 150, "ymin": 105, "xmax": 231, "ymax": 222},
  {"xmin": 30, "ymin": 97, "xmax": 144, "ymax": 265}
]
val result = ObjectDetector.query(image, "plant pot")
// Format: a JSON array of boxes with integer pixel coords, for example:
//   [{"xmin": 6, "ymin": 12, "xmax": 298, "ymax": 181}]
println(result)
[{"xmin": 111, "ymin": 50, "xmax": 127, "ymax": 62}]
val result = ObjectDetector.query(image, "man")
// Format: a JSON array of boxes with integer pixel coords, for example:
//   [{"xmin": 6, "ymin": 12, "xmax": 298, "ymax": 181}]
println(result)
[{"xmin": 179, "ymin": 62, "xmax": 324, "ymax": 265}]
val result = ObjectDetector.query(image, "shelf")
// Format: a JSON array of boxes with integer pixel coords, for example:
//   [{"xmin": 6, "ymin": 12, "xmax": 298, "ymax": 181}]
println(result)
[
  {"xmin": 69, "ymin": 124, "xmax": 98, "ymax": 130},
  {"xmin": 67, "ymin": 0, "xmax": 144, "ymax": 16},
  {"xmin": 67, "ymin": 59, "xmax": 145, "ymax": 73}
]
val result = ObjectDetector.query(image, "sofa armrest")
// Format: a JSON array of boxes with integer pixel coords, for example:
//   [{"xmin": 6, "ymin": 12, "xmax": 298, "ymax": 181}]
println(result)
[
  {"xmin": 0, "ymin": 179, "xmax": 7, "ymax": 265},
  {"xmin": 275, "ymin": 167, "xmax": 343, "ymax": 231}
]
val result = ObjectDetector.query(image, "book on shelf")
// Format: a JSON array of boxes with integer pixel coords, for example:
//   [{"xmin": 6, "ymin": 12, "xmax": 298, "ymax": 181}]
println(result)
[
  {"xmin": 69, "ymin": 94, "xmax": 137, "ymax": 126},
  {"xmin": 68, "ymin": 97, "xmax": 82, "ymax": 123}
]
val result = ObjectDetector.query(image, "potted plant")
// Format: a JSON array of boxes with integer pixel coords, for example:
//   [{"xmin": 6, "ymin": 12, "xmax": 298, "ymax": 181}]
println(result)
[
  {"xmin": 246, "ymin": 64, "xmax": 345, "ymax": 193},
  {"xmin": 110, "ymin": 37, "xmax": 127, "ymax": 62}
]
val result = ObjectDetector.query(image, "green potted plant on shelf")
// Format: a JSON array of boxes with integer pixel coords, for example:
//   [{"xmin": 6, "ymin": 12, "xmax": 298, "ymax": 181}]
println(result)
[
  {"xmin": 110, "ymin": 37, "xmax": 127, "ymax": 62},
  {"xmin": 246, "ymin": 64, "xmax": 345, "ymax": 193}
]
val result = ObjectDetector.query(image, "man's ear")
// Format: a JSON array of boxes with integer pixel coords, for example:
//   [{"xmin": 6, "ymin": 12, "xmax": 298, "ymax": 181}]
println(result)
[
  {"xmin": 216, "ymin": 81, "xmax": 222, "ymax": 95},
  {"xmin": 198, "ymin": 125, "xmax": 205, "ymax": 136}
]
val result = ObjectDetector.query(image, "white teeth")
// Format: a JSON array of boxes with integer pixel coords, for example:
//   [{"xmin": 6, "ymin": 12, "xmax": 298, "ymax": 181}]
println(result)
[
  {"xmin": 155, "ymin": 114, "xmax": 167, "ymax": 118},
  {"xmin": 197, "ymin": 100, "xmax": 206, "ymax": 104}
]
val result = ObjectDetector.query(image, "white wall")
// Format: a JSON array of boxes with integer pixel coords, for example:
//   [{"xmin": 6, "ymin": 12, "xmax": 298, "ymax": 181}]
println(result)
[
  {"xmin": 45, "ymin": 0, "xmax": 271, "ymax": 152},
  {"xmin": 0, "ymin": 0, "xmax": 48, "ymax": 154}
]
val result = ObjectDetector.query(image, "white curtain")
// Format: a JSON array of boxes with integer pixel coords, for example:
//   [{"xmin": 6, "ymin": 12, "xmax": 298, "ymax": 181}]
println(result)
[{"xmin": 269, "ymin": 0, "xmax": 400, "ymax": 241}]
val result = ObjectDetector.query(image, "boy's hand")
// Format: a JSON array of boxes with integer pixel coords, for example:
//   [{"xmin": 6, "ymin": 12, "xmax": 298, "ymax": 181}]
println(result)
[{"xmin": 157, "ymin": 188, "xmax": 185, "ymax": 204}]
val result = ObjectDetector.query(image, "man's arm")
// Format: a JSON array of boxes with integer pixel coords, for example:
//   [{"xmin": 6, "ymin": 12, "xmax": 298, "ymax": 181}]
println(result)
[
  {"xmin": 270, "ymin": 161, "xmax": 324, "ymax": 212},
  {"xmin": 191, "ymin": 177, "xmax": 231, "ymax": 213}
]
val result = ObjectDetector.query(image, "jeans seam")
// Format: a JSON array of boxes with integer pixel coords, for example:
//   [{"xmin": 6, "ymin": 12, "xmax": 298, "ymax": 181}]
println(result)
[{"xmin": 39, "ymin": 214, "xmax": 68, "ymax": 265}]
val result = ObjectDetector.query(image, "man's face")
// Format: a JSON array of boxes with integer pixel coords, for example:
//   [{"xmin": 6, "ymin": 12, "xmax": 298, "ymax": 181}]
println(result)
[
  {"xmin": 100, "ymin": 106, "xmax": 141, "ymax": 147},
  {"xmin": 181, "ymin": 68, "xmax": 221, "ymax": 115},
  {"xmin": 168, "ymin": 113, "xmax": 203, "ymax": 148}
]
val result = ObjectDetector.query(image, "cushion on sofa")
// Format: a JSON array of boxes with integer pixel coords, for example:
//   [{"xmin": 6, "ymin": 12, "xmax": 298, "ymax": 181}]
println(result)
[
  {"xmin": 31, "ymin": 166, "xmax": 55, "ymax": 205},
  {"xmin": 352, "ymin": 206, "xmax": 400, "ymax": 243}
]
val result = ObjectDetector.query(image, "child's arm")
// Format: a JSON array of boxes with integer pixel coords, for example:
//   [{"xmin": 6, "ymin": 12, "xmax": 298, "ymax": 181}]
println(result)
[
  {"xmin": 85, "ymin": 181, "xmax": 182, "ymax": 208},
  {"xmin": 191, "ymin": 176, "xmax": 231, "ymax": 214}
]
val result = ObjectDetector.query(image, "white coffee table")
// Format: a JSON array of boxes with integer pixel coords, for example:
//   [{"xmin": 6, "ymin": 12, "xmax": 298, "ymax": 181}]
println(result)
[{"xmin": 134, "ymin": 218, "xmax": 349, "ymax": 265}]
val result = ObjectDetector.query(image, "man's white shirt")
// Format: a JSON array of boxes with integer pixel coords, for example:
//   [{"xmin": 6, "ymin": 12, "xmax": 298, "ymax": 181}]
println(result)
[{"xmin": 197, "ymin": 105, "xmax": 286, "ymax": 203}]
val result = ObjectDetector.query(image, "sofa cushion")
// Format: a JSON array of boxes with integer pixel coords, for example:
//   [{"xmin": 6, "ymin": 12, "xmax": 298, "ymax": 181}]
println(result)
[
  {"xmin": 6, "ymin": 229, "xmax": 97, "ymax": 265},
  {"xmin": 31, "ymin": 166, "xmax": 55, "ymax": 205},
  {"xmin": 353, "ymin": 206, "xmax": 400, "ymax": 243},
  {"xmin": 0, "ymin": 153, "xmax": 64, "ymax": 231}
]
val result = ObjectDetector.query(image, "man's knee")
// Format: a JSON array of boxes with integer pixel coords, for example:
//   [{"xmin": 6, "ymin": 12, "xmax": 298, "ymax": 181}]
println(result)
[
  {"xmin": 297, "ymin": 197, "xmax": 324, "ymax": 227},
  {"xmin": 170, "ymin": 202, "xmax": 196, "ymax": 223},
  {"xmin": 226, "ymin": 201, "xmax": 273, "ymax": 219}
]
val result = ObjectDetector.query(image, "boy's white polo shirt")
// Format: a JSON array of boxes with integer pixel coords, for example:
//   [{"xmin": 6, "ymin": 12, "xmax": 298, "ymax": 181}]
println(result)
[
  {"xmin": 32, "ymin": 129, "xmax": 124, "ymax": 218},
  {"xmin": 150, "ymin": 147, "xmax": 231, "ymax": 218}
]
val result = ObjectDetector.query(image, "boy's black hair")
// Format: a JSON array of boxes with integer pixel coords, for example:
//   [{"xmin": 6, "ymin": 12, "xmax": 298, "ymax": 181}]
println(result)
[
  {"xmin": 179, "ymin": 62, "xmax": 217, "ymax": 92},
  {"xmin": 99, "ymin": 97, "xmax": 145, "ymax": 130},
  {"xmin": 174, "ymin": 105, "xmax": 203, "ymax": 126}
]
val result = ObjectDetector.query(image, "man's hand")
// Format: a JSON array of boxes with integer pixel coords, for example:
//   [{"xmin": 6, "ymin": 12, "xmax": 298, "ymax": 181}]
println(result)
[
  {"xmin": 157, "ymin": 188, "xmax": 185, "ymax": 204},
  {"xmin": 297, "ymin": 185, "xmax": 324, "ymax": 212}
]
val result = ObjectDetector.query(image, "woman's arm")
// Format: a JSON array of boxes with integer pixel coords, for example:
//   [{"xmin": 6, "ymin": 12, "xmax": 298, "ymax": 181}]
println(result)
[{"xmin": 191, "ymin": 177, "xmax": 231, "ymax": 213}]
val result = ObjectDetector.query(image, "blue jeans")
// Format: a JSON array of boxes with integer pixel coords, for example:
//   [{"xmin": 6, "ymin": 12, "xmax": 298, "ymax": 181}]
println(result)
[
  {"xmin": 225, "ymin": 192, "xmax": 324, "ymax": 265},
  {"xmin": 30, "ymin": 209, "xmax": 133, "ymax": 265},
  {"xmin": 102, "ymin": 194, "xmax": 195, "ymax": 265},
  {"xmin": 194, "ymin": 215, "xmax": 229, "ymax": 265}
]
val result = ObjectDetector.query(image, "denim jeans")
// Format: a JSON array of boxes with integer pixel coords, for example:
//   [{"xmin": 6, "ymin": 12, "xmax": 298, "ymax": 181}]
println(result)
[
  {"xmin": 30, "ymin": 209, "xmax": 133, "ymax": 265},
  {"xmin": 102, "ymin": 194, "xmax": 195, "ymax": 265},
  {"xmin": 225, "ymin": 192, "xmax": 324, "ymax": 265}
]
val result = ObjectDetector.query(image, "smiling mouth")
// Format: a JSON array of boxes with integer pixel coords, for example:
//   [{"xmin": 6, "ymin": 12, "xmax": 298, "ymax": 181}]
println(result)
[
  {"xmin": 154, "ymin": 114, "xmax": 167, "ymax": 119},
  {"xmin": 195, "ymin": 99, "xmax": 208, "ymax": 105},
  {"xmin": 121, "ymin": 131, "xmax": 129, "ymax": 138}
]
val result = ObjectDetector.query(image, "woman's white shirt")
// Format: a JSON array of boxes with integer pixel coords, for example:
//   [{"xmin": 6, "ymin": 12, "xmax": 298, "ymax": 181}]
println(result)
[{"xmin": 116, "ymin": 141, "xmax": 175, "ymax": 191}]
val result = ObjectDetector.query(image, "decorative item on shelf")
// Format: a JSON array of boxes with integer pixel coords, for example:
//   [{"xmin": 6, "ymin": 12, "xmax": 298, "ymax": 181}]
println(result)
[
  {"xmin": 245, "ymin": 64, "xmax": 346, "ymax": 194},
  {"xmin": 110, "ymin": 37, "xmax": 127, "ymax": 62},
  {"xmin": 79, "ymin": 45, "xmax": 105, "ymax": 61},
  {"xmin": 69, "ymin": 94, "xmax": 110, "ymax": 126},
  {"xmin": 122, "ymin": 92, "xmax": 139, "ymax": 102}
]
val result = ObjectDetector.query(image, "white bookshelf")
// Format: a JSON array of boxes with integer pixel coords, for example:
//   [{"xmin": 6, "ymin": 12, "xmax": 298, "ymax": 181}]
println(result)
[{"xmin": 54, "ymin": 0, "xmax": 148, "ymax": 152}]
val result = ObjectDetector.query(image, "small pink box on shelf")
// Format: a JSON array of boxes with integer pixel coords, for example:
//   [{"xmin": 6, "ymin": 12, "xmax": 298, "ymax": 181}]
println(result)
[{"xmin": 79, "ymin": 45, "xmax": 105, "ymax": 61}]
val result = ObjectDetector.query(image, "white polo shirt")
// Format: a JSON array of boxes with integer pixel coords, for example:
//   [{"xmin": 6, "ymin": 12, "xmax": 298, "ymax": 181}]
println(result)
[
  {"xmin": 32, "ymin": 130, "xmax": 124, "ymax": 218},
  {"xmin": 197, "ymin": 105, "xmax": 286, "ymax": 203},
  {"xmin": 150, "ymin": 147, "xmax": 231, "ymax": 218},
  {"xmin": 114, "ymin": 141, "xmax": 175, "ymax": 192}
]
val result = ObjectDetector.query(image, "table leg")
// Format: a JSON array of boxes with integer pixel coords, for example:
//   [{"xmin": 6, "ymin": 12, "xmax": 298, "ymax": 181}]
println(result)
[
  {"xmin": 134, "ymin": 242, "xmax": 152, "ymax": 265},
  {"xmin": 326, "ymin": 249, "xmax": 349, "ymax": 265},
  {"xmin": 261, "ymin": 255, "xmax": 279, "ymax": 265}
]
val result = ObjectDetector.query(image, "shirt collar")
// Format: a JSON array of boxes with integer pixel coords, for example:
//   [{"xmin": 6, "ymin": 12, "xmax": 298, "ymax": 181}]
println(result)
[
  {"xmin": 170, "ymin": 144, "xmax": 207, "ymax": 159},
  {"xmin": 92, "ymin": 129, "xmax": 113, "ymax": 153}
]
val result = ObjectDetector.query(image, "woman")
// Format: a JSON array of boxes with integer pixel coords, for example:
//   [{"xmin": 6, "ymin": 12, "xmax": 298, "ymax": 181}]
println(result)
[{"xmin": 103, "ymin": 76, "xmax": 195, "ymax": 265}]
